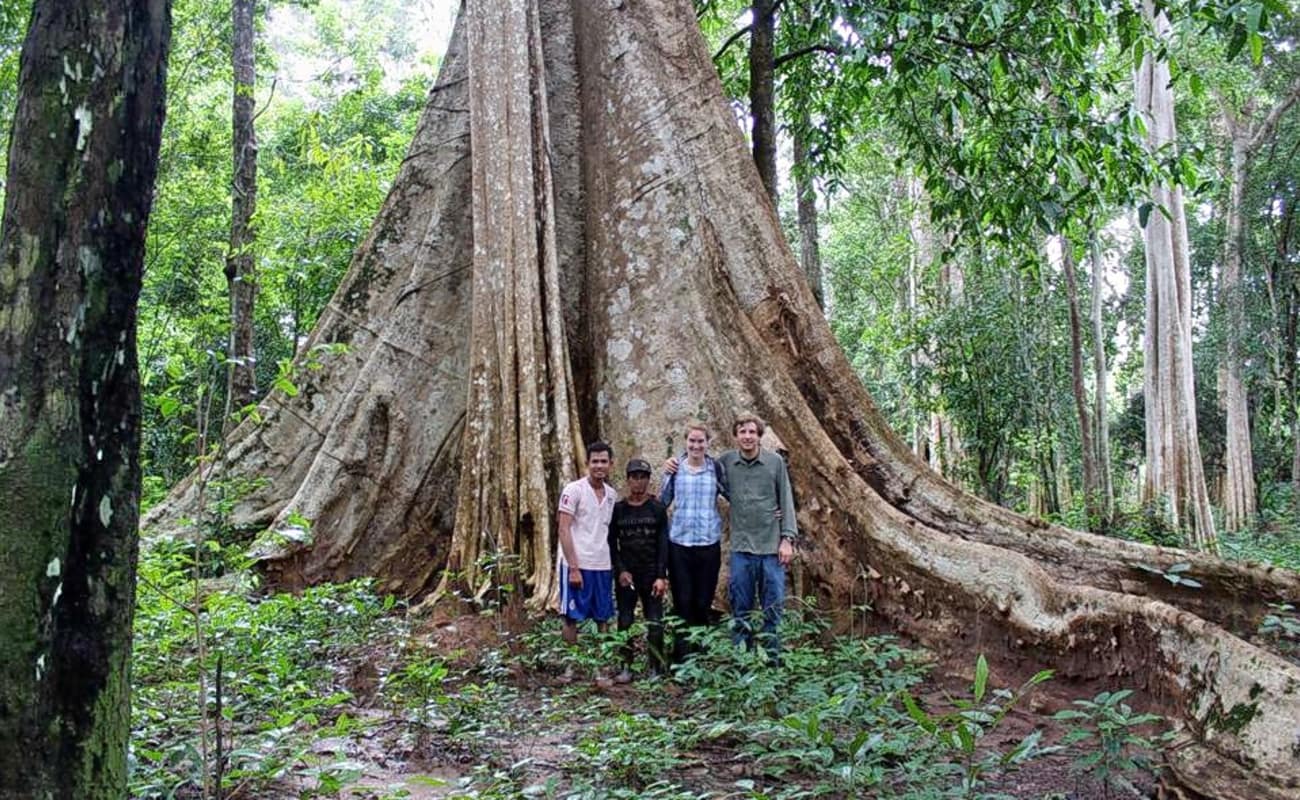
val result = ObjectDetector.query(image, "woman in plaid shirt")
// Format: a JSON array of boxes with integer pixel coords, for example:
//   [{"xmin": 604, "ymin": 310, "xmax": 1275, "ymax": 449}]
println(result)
[{"xmin": 658, "ymin": 422, "xmax": 729, "ymax": 662}]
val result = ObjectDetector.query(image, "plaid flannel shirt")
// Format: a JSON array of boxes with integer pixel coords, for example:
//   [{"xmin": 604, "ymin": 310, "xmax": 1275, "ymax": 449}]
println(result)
[{"xmin": 659, "ymin": 458, "xmax": 724, "ymax": 546}]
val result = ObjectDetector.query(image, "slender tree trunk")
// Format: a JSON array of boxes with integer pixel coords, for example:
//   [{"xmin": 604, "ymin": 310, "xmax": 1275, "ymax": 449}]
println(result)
[
  {"xmin": 749, "ymin": 0, "xmax": 777, "ymax": 203},
  {"xmin": 1221, "ymin": 138, "xmax": 1256, "ymax": 532},
  {"xmin": 1217, "ymin": 79, "xmax": 1300, "ymax": 531},
  {"xmin": 226, "ymin": 0, "xmax": 258, "ymax": 414},
  {"xmin": 1135, "ymin": 0, "xmax": 1216, "ymax": 550},
  {"xmin": 1062, "ymin": 236, "xmax": 1101, "ymax": 528},
  {"xmin": 792, "ymin": 125, "xmax": 822, "ymax": 308},
  {"xmin": 1089, "ymin": 232, "xmax": 1115, "ymax": 526},
  {"xmin": 144, "ymin": 3, "xmax": 1300, "ymax": 796},
  {"xmin": 0, "ymin": 1, "xmax": 171, "ymax": 796}
]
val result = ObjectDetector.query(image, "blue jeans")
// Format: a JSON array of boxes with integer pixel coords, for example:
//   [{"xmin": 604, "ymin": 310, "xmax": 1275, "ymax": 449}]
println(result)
[{"xmin": 728, "ymin": 551, "xmax": 785, "ymax": 657}]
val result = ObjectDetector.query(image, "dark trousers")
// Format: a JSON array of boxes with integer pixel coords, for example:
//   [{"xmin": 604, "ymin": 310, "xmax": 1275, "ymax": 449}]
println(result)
[
  {"xmin": 668, "ymin": 541, "xmax": 721, "ymax": 661},
  {"xmin": 616, "ymin": 569, "xmax": 665, "ymax": 672}
]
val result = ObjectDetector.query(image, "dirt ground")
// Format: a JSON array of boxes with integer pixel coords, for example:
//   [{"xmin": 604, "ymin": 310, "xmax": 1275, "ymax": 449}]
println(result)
[{"xmin": 269, "ymin": 613, "xmax": 1168, "ymax": 800}]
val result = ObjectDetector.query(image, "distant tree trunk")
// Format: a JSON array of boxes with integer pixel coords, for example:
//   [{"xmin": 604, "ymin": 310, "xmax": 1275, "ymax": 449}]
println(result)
[
  {"xmin": 1217, "ymin": 77, "xmax": 1300, "ymax": 532},
  {"xmin": 0, "ymin": 1, "xmax": 171, "ymax": 796},
  {"xmin": 749, "ymin": 0, "xmax": 777, "ymax": 203},
  {"xmin": 1221, "ymin": 137, "xmax": 1256, "ymax": 533},
  {"xmin": 145, "ymin": 2, "xmax": 1300, "ymax": 796},
  {"xmin": 1062, "ymin": 236, "xmax": 1101, "ymax": 528},
  {"xmin": 226, "ymin": 0, "xmax": 258, "ymax": 414},
  {"xmin": 1089, "ymin": 232, "xmax": 1115, "ymax": 527},
  {"xmin": 1135, "ymin": 0, "xmax": 1216, "ymax": 550},
  {"xmin": 792, "ymin": 125, "xmax": 822, "ymax": 307}
]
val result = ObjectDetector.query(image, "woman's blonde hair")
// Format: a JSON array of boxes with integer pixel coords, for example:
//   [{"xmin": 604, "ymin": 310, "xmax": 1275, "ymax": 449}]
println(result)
[{"xmin": 685, "ymin": 420, "xmax": 711, "ymax": 439}]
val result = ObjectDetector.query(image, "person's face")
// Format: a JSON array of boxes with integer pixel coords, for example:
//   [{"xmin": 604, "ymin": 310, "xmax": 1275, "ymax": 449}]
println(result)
[
  {"xmin": 587, "ymin": 450, "xmax": 611, "ymax": 481},
  {"xmin": 735, "ymin": 422, "xmax": 761, "ymax": 455},
  {"xmin": 686, "ymin": 428, "xmax": 709, "ymax": 460},
  {"xmin": 626, "ymin": 472, "xmax": 650, "ymax": 495}
]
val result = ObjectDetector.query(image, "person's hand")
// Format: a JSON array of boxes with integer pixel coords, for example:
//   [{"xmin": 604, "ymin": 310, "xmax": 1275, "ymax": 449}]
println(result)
[
  {"xmin": 773, "ymin": 507, "xmax": 783, "ymax": 520},
  {"xmin": 619, "ymin": 571, "xmax": 633, "ymax": 588},
  {"xmin": 568, "ymin": 565, "xmax": 583, "ymax": 587},
  {"xmin": 778, "ymin": 538, "xmax": 794, "ymax": 566},
  {"xmin": 652, "ymin": 578, "xmax": 668, "ymax": 598},
  {"xmin": 662, "ymin": 456, "xmax": 680, "ymax": 475}
]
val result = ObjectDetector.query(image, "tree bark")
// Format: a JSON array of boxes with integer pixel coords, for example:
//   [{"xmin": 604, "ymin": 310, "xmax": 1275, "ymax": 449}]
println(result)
[
  {"xmin": 1135, "ymin": 1, "xmax": 1217, "ymax": 550},
  {"xmin": 1221, "ymin": 137, "xmax": 1257, "ymax": 533},
  {"xmin": 792, "ymin": 124, "xmax": 822, "ymax": 308},
  {"xmin": 1089, "ymin": 232, "xmax": 1115, "ymax": 527},
  {"xmin": 1062, "ymin": 236, "xmax": 1101, "ymax": 529},
  {"xmin": 145, "ymin": 2, "xmax": 1300, "ymax": 797},
  {"xmin": 748, "ymin": 0, "xmax": 777, "ymax": 203},
  {"xmin": 1217, "ymin": 77, "xmax": 1300, "ymax": 532},
  {"xmin": 226, "ymin": 0, "xmax": 258, "ymax": 413},
  {"xmin": 0, "ymin": 1, "xmax": 171, "ymax": 797}
]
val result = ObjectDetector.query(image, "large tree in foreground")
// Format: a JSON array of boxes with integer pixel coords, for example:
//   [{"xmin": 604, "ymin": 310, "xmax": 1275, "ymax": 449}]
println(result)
[
  {"xmin": 146, "ymin": 1, "xmax": 1300, "ymax": 797},
  {"xmin": 0, "ymin": 0, "xmax": 171, "ymax": 796},
  {"xmin": 1135, "ymin": 1, "xmax": 1218, "ymax": 550}
]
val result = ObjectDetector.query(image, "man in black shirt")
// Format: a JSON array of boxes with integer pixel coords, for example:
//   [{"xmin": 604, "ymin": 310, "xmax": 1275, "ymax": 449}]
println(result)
[{"xmin": 608, "ymin": 458, "xmax": 670, "ymax": 682}]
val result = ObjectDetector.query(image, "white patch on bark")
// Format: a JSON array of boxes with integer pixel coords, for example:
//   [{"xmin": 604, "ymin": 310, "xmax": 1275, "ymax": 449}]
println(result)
[
  {"xmin": 52, "ymin": 582, "xmax": 62, "ymax": 607},
  {"xmin": 74, "ymin": 105, "xmax": 93, "ymax": 152},
  {"xmin": 626, "ymin": 397, "xmax": 647, "ymax": 419},
  {"xmin": 607, "ymin": 338, "xmax": 633, "ymax": 362},
  {"xmin": 98, "ymin": 495, "xmax": 113, "ymax": 527},
  {"xmin": 35, "ymin": 654, "xmax": 46, "ymax": 682},
  {"xmin": 46, "ymin": 557, "xmax": 60, "ymax": 577}
]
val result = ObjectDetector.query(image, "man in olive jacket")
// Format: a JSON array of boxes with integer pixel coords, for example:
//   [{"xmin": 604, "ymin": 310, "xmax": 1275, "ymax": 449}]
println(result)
[{"xmin": 723, "ymin": 413, "xmax": 797, "ymax": 660}]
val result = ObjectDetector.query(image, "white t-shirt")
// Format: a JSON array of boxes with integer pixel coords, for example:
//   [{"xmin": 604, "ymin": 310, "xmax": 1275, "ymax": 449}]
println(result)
[{"xmin": 557, "ymin": 477, "xmax": 617, "ymax": 571}]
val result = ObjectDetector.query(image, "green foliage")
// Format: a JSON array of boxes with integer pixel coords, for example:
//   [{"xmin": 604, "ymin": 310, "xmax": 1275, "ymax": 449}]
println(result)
[
  {"xmin": 1136, "ymin": 561, "xmax": 1205, "ymax": 588},
  {"xmin": 1052, "ymin": 689, "xmax": 1173, "ymax": 796},
  {"xmin": 1257, "ymin": 602, "xmax": 1300, "ymax": 652},
  {"xmin": 130, "ymin": 538, "xmax": 404, "ymax": 798},
  {"xmin": 135, "ymin": 0, "xmax": 433, "ymax": 489},
  {"xmin": 899, "ymin": 656, "xmax": 1054, "ymax": 798}
]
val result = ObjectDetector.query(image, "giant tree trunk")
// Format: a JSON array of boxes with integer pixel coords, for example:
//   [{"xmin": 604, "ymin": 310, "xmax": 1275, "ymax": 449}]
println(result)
[
  {"xmin": 226, "ymin": 0, "xmax": 258, "ymax": 412},
  {"xmin": 145, "ymin": 2, "xmax": 1300, "ymax": 797},
  {"xmin": 0, "ymin": 1, "xmax": 171, "ymax": 796},
  {"xmin": 1135, "ymin": 1, "xmax": 1217, "ymax": 550}
]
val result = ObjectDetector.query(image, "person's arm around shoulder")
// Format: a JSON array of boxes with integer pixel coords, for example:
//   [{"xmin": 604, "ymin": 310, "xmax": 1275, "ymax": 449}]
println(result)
[
  {"xmin": 658, "ymin": 458, "xmax": 679, "ymax": 506},
  {"xmin": 713, "ymin": 455, "xmax": 730, "ymax": 501},
  {"xmin": 776, "ymin": 456, "xmax": 798, "ymax": 566},
  {"xmin": 557, "ymin": 485, "xmax": 583, "ymax": 587}
]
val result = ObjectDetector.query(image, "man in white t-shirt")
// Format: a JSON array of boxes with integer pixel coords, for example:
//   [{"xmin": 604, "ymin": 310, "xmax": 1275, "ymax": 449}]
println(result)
[{"xmin": 557, "ymin": 441, "xmax": 618, "ymax": 645}]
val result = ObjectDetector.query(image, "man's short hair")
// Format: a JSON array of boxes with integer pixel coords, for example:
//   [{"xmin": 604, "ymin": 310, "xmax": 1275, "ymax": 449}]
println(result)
[
  {"xmin": 685, "ymin": 420, "xmax": 711, "ymax": 439},
  {"xmin": 586, "ymin": 440, "xmax": 613, "ymax": 460},
  {"xmin": 733, "ymin": 413, "xmax": 766, "ymax": 437}
]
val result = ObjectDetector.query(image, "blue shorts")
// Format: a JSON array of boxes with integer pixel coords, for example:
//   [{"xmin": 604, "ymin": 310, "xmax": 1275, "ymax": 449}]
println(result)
[{"xmin": 558, "ymin": 562, "xmax": 614, "ymax": 623}]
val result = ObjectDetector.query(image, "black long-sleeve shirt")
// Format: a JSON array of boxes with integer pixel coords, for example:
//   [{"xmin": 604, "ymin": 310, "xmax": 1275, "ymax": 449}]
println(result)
[{"xmin": 608, "ymin": 497, "xmax": 669, "ymax": 580}]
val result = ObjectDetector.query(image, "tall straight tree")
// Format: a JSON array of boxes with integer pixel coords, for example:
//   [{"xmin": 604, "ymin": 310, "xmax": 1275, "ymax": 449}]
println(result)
[
  {"xmin": 748, "ymin": 0, "xmax": 778, "ymax": 202},
  {"xmin": 1060, "ymin": 236, "xmax": 1103, "ymax": 529},
  {"xmin": 1089, "ymin": 232, "xmax": 1115, "ymax": 526},
  {"xmin": 227, "ymin": 0, "xmax": 258, "ymax": 413},
  {"xmin": 147, "ymin": 2, "xmax": 1300, "ymax": 795},
  {"xmin": 1134, "ymin": 0, "xmax": 1216, "ymax": 549},
  {"xmin": 0, "ymin": 0, "xmax": 171, "ymax": 796},
  {"xmin": 1216, "ymin": 75, "xmax": 1300, "ymax": 532}
]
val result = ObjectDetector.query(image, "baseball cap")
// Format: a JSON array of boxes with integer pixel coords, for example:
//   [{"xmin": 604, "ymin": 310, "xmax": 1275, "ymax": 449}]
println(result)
[{"xmin": 625, "ymin": 458, "xmax": 652, "ymax": 475}]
